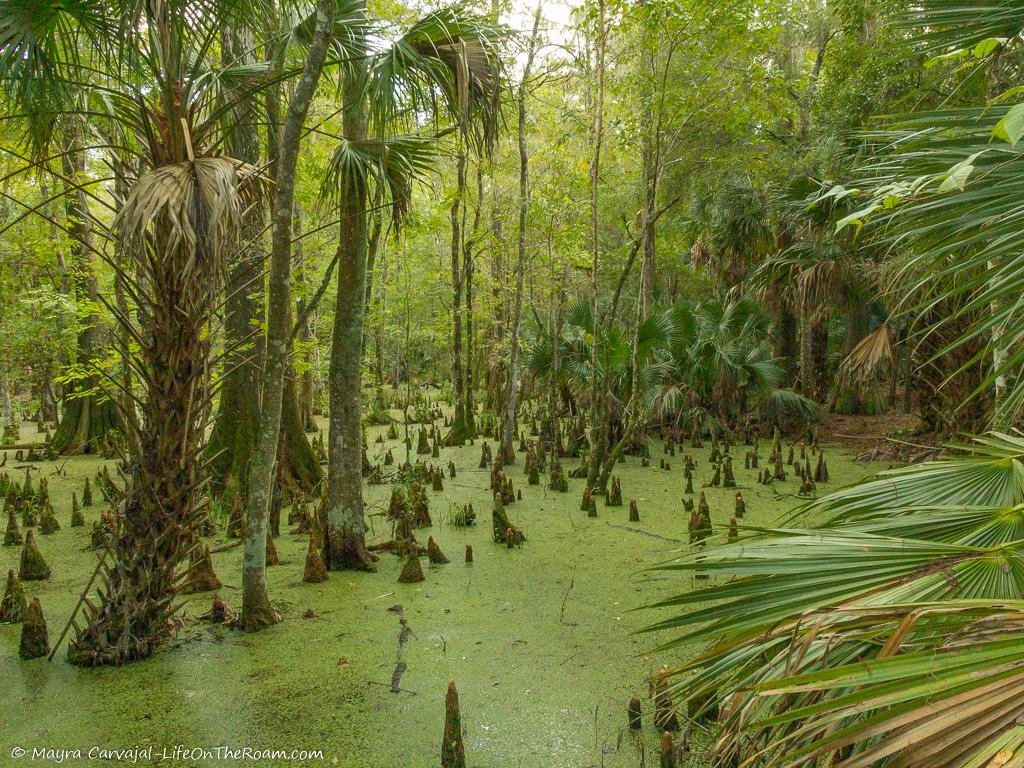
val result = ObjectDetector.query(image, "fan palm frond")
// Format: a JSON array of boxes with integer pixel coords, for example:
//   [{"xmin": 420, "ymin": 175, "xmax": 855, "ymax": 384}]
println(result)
[{"xmin": 643, "ymin": 432, "xmax": 1024, "ymax": 767}]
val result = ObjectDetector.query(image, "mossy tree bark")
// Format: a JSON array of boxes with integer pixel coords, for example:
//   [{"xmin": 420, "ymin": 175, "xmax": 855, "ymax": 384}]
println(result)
[
  {"xmin": 463, "ymin": 166, "xmax": 483, "ymax": 438},
  {"xmin": 500, "ymin": 5, "xmax": 542, "ymax": 465},
  {"xmin": 585, "ymin": 0, "xmax": 607, "ymax": 494},
  {"xmin": 295, "ymin": 208, "xmax": 320, "ymax": 431},
  {"xmin": 324, "ymin": 35, "xmax": 374, "ymax": 571},
  {"xmin": 240, "ymin": 2, "xmax": 335, "ymax": 630},
  {"xmin": 49, "ymin": 143, "xmax": 120, "ymax": 455},
  {"xmin": 485, "ymin": 212, "xmax": 506, "ymax": 415},
  {"xmin": 445, "ymin": 138, "xmax": 470, "ymax": 446},
  {"xmin": 1, "ymin": 378, "xmax": 13, "ymax": 434},
  {"xmin": 206, "ymin": 58, "xmax": 321, "ymax": 500},
  {"xmin": 799, "ymin": 307, "xmax": 830, "ymax": 402}
]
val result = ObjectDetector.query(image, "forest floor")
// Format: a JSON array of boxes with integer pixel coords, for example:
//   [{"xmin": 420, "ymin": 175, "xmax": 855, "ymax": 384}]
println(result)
[{"xmin": 0, "ymin": 406, "xmax": 891, "ymax": 768}]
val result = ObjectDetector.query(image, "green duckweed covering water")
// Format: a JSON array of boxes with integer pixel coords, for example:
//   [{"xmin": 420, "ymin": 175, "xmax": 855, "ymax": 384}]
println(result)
[{"xmin": 0, "ymin": 418, "xmax": 886, "ymax": 767}]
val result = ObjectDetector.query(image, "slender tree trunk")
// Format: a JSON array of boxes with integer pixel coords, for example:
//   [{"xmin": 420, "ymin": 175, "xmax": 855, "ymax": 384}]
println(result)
[
  {"xmin": 464, "ymin": 166, "xmax": 484, "ymax": 437},
  {"xmin": 501, "ymin": 2, "xmax": 542, "ymax": 465},
  {"xmin": 362, "ymin": 189, "xmax": 384, "ymax": 365},
  {"xmin": 374, "ymin": 245, "xmax": 389, "ymax": 386},
  {"xmin": 486, "ymin": 198, "xmax": 505, "ymax": 413},
  {"xmin": 295, "ymin": 209, "xmax": 317, "ymax": 432},
  {"xmin": 241, "ymin": 0, "xmax": 335, "ymax": 629},
  {"xmin": 324, "ymin": 18, "xmax": 374, "ymax": 571},
  {"xmin": 586, "ymin": 0, "xmax": 607, "ymax": 492},
  {"xmin": 1, "ymin": 378, "xmax": 13, "ymax": 433},
  {"xmin": 806, "ymin": 314, "xmax": 829, "ymax": 402},
  {"xmin": 548, "ymin": 265, "xmax": 566, "ymax": 460},
  {"xmin": 446, "ymin": 139, "xmax": 469, "ymax": 444}
]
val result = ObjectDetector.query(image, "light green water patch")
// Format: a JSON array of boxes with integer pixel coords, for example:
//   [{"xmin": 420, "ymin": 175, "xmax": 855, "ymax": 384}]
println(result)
[{"xmin": 0, "ymin": 418, "xmax": 886, "ymax": 767}]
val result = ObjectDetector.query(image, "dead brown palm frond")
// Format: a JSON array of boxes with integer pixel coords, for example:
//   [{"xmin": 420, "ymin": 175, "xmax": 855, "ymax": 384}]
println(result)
[
  {"xmin": 796, "ymin": 258, "xmax": 842, "ymax": 310},
  {"xmin": 838, "ymin": 323, "xmax": 895, "ymax": 386},
  {"xmin": 117, "ymin": 158, "xmax": 264, "ymax": 263},
  {"xmin": 689, "ymin": 232, "xmax": 713, "ymax": 269}
]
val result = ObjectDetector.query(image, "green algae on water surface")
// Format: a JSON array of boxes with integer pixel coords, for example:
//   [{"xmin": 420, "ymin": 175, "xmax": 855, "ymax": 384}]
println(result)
[{"xmin": 0, "ymin": 415, "xmax": 886, "ymax": 767}]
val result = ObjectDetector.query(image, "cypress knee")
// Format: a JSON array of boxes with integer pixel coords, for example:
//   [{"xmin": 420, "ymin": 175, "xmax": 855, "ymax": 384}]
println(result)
[
  {"xmin": 628, "ymin": 696, "xmax": 642, "ymax": 730},
  {"xmin": 183, "ymin": 544, "xmax": 222, "ymax": 593},
  {"xmin": 0, "ymin": 568, "xmax": 27, "ymax": 623},
  {"xmin": 303, "ymin": 528, "xmax": 328, "ymax": 584},
  {"xmin": 19, "ymin": 597, "xmax": 48, "ymax": 659},
  {"xmin": 441, "ymin": 680, "xmax": 466, "ymax": 768},
  {"xmin": 629, "ymin": 499, "xmax": 640, "ymax": 523},
  {"xmin": 398, "ymin": 551, "xmax": 425, "ymax": 583},
  {"xmin": 659, "ymin": 732, "xmax": 675, "ymax": 768},
  {"xmin": 70, "ymin": 492, "xmax": 84, "ymax": 527},
  {"xmin": 4, "ymin": 507, "xmax": 22, "ymax": 545},
  {"xmin": 427, "ymin": 536, "xmax": 450, "ymax": 564},
  {"xmin": 19, "ymin": 530, "xmax": 49, "ymax": 580}
]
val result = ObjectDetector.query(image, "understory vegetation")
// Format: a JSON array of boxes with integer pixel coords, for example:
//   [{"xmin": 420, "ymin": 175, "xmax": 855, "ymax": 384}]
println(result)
[{"xmin": 1, "ymin": 0, "xmax": 1024, "ymax": 764}]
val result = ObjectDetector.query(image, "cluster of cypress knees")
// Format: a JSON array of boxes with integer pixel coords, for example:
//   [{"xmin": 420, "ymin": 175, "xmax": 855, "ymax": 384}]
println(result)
[
  {"xmin": 0, "ymin": 465, "xmax": 110, "ymax": 659},
  {"xmin": 3, "ymin": 402, "xmax": 834, "ymax": 768}
]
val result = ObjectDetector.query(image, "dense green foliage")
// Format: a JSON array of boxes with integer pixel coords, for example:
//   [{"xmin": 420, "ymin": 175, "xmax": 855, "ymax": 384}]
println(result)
[{"xmin": 2, "ymin": 0, "xmax": 1024, "ymax": 762}]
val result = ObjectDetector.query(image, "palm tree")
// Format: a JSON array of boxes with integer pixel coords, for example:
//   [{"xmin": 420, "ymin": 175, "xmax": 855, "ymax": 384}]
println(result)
[
  {"xmin": 829, "ymin": 0, "xmax": 1024, "ymax": 428},
  {"xmin": 655, "ymin": 299, "xmax": 817, "ymax": 431},
  {"xmin": 0, "ymin": 0, "xmax": 277, "ymax": 664}
]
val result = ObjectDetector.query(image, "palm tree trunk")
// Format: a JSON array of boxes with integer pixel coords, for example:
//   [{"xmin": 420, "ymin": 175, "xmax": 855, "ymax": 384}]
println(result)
[{"xmin": 776, "ymin": 305, "xmax": 798, "ymax": 386}]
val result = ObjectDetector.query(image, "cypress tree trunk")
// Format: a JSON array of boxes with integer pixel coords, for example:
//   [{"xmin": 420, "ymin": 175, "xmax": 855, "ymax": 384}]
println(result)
[
  {"xmin": 501, "ymin": 4, "xmax": 542, "ymax": 465},
  {"xmin": 240, "ymin": 1, "xmax": 335, "ymax": 629},
  {"xmin": 585, "ymin": 0, "xmax": 607, "ymax": 493},
  {"xmin": 808, "ymin": 316, "xmax": 829, "ymax": 401},
  {"xmin": 463, "ymin": 167, "xmax": 483, "ymax": 437},
  {"xmin": 486, "ymin": 210, "xmax": 505, "ymax": 414},
  {"xmin": 799, "ymin": 306, "xmax": 830, "ymax": 401},
  {"xmin": 1, "ymin": 378, "xmax": 14, "ymax": 437},
  {"xmin": 295, "ymin": 296, "xmax": 317, "ymax": 431},
  {"xmin": 207, "ymin": 33, "xmax": 321, "ymax": 498},
  {"xmin": 49, "ymin": 143, "xmax": 120, "ymax": 455},
  {"xmin": 324, "ymin": 22, "xmax": 374, "ymax": 571},
  {"xmin": 294, "ymin": 208, "xmax": 317, "ymax": 434},
  {"xmin": 445, "ymin": 139, "xmax": 469, "ymax": 445}
]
